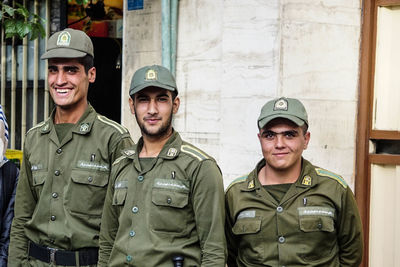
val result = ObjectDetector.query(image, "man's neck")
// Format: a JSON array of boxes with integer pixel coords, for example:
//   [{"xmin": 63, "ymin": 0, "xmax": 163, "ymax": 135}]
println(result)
[
  {"xmin": 54, "ymin": 103, "xmax": 88, "ymax": 124},
  {"xmin": 139, "ymin": 130, "xmax": 173, "ymax": 158},
  {"xmin": 258, "ymin": 161, "xmax": 302, "ymax": 185}
]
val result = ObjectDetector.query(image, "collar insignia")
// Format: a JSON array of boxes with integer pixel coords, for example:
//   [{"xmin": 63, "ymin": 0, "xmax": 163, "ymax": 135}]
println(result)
[
  {"xmin": 41, "ymin": 123, "xmax": 50, "ymax": 132},
  {"xmin": 145, "ymin": 69, "xmax": 157, "ymax": 80},
  {"xmin": 167, "ymin": 148, "xmax": 177, "ymax": 157},
  {"xmin": 79, "ymin": 123, "xmax": 90, "ymax": 133},
  {"xmin": 274, "ymin": 98, "xmax": 288, "ymax": 111},
  {"xmin": 301, "ymin": 175, "xmax": 312, "ymax": 186},
  {"xmin": 248, "ymin": 180, "xmax": 255, "ymax": 189},
  {"xmin": 123, "ymin": 149, "xmax": 135, "ymax": 156},
  {"xmin": 57, "ymin": 31, "xmax": 71, "ymax": 46}
]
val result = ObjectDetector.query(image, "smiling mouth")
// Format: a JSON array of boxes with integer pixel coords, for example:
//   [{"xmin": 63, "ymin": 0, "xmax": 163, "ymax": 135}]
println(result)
[{"xmin": 55, "ymin": 88, "xmax": 70, "ymax": 94}]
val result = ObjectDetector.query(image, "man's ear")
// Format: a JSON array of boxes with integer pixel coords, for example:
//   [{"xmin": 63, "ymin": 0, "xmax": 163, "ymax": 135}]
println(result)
[
  {"xmin": 88, "ymin": 67, "xmax": 96, "ymax": 83},
  {"xmin": 172, "ymin": 96, "xmax": 180, "ymax": 114},
  {"xmin": 128, "ymin": 97, "xmax": 135, "ymax": 115}
]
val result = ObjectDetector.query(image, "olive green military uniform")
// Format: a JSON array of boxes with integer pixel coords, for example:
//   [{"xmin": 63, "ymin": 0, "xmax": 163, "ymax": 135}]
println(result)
[
  {"xmin": 9, "ymin": 105, "xmax": 134, "ymax": 266},
  {"xmin": 98, "ymin": 131, "xmax": 226, "ymax": 266},
  {"xmin": 225, "ymin": 158, "xmax": 363, "ymax": 267}
]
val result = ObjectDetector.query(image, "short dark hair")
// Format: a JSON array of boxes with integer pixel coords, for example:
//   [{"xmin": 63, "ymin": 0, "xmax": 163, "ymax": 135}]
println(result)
[
  {"xmin": 77, "ymin": 55, "xmax": 94, "ymax": 74},
  {"xmin": 301, "ymin": 123, "xmax": 309, "ymax": 135}
]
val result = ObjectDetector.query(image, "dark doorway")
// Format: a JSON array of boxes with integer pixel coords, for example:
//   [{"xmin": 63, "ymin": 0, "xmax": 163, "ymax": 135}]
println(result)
[{"xmin": 88, "ymin": 37, "xmax": 122, "ymax": 123}]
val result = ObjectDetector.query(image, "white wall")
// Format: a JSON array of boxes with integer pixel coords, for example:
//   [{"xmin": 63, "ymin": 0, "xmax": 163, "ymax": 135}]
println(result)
[{"xmin": 122, "ymin": 0, "xmax": 362, "ymax": 189}]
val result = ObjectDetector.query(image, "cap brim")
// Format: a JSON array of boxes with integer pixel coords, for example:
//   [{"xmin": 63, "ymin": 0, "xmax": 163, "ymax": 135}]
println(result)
[
  {"xmin": 41, "ymin": 48, "xmax": 88, "ymax": 60},
  {"xmin": 258, "ymin": 114, "xmax": 306, "ymax": 129},
  {"xmin": 129, "ymin": 82, "xmax": 177, "ymax": 96}
]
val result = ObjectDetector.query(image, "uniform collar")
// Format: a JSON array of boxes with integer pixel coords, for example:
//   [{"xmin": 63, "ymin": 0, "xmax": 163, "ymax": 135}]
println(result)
[
  {"xmin": 240, "ymin": 157, "xmax": 318, "ymax": 192},
  {"xmin": 40, "ymin": 104, "xmax": 96, "ymax": 135}
]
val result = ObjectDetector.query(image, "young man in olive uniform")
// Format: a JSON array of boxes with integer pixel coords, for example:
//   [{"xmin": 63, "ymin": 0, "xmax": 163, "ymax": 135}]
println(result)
[
  {"xmin": 225, "ymin": 97, "xmax": 363, "ymax": 267},
  {"xmin": 9, "ymin": 28, "xmax": 134, "ymax": 266},
  {"xmin": 98, "ymin": 65, "xmax": 226, "ymax": 266}
]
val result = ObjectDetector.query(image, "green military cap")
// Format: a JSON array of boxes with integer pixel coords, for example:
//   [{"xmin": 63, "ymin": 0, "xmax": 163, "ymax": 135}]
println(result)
[
  {"xmin": 258, "ymin": 97, "xmax": 308, "ymax": 129},
  {"xmin": 129, "ymin": 65, "xmax": 178, "ymax": 96},
  {"xmin": 41, "ymin": 28, "xmax": 94, "ymax": 59}
]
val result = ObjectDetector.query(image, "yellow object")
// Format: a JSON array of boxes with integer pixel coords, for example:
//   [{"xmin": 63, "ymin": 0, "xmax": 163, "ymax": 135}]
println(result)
[{"xmin": 6, "ymin": 149, "xmax": 23, "ymax": 168}]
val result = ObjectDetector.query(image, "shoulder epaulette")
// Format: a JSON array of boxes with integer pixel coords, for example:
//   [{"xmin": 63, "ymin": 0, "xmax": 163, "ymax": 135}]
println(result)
[
  {"xmin": 112, "ymin": 155, "xmax": 127, "ymax": 166},
  {"xmin": 315, "ymin": 168, "xmax": 347, "ymax": 188},
  {"xmin": 226, "ymin": 174, "xmax": 248, "ymax": 192},
  {"xmin": 26, "ymin": 121, "xmax": 47, "ymax": 134},
  {"xmin": 97, "ymin": 115, "xmax": 129, "ymax": 135},
  {"xmin": 181, "ymin": 144, "xmax": 210, "ymax": 161}
]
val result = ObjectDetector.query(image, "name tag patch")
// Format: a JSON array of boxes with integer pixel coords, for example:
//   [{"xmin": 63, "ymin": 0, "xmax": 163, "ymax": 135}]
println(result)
[
  {"xmin": 237, "ymin": 210, "xmax": 256, "ymax": 220},
  {"xmin": 77, "ymin": 160, "xmax": 109, "ymax": 172},
  {"xmin": 115, "ymin": 181, "xmax": 128, "ymax": 189},
  {"xmin": 153, "ymin": 178, "xmax": 189, "ymax": 191},
  {"xmin": 298, "ymin": 206, "xmax": 335, "ymax": 218}
]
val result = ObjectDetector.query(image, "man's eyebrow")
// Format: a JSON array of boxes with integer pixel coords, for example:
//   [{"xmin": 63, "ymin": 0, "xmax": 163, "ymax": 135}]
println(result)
[{"xmin": 63, "ymin": 66, "xmax": 80, "ymax": 71}]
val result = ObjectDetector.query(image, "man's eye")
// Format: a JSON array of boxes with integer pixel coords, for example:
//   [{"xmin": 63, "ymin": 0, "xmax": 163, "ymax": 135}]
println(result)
[
  {"xmin": 264, "ymin": 131, "xmax": 276, "ymax": 139},
  {"xmin": 284, "ymin": 131, "xmax": 298, "ymax": 138},
  {"xmin": 158, "ymin": 97, "xmax": 168, "ymax": 102}
]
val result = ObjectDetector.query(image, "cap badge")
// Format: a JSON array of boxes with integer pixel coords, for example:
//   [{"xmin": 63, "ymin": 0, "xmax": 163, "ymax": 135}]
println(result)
[
  {"xmin": 145, "ymin": 69, "xmax": 157, "ymax": 81},
  {"xmin": 57, "ymin": 31, "xmax": 71, "ymax": 47},
  {"xmin": 274, "ymin": 98, "xmax": 288, "ymax": 111},
  {"xmin": 301, "ymin": 175, "xmax": 312, "ymax": 186},
  {"xmin": 79, "ymin": 123, "xmax": 90, "ymax": 133},
  {"xmin": 167, "ymin": 148, "xmax": 177, "ymax": 157}
]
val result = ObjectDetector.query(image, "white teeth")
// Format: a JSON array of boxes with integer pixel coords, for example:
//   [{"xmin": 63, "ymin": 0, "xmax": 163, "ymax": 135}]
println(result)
[{"xmin": 56, "ymin": 89, "xmax": 68, "ymax": 93}]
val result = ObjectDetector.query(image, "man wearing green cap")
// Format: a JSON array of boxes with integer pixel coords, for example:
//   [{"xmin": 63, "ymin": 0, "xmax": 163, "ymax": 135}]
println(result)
[
  {"xmin": 98, "ymin": 65, "xmax": 226, "ymax": 266},
  {"xmin": 9, "ymin": 28, "xmax": 134, "ymax": 266},
  {"xmin": 225, "ymin": 97, "xmax": 363, "ymax": 267}
]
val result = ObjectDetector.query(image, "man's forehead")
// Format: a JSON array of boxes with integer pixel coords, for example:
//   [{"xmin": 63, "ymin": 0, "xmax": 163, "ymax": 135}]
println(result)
[
  {"xmin": 48, "ymin": 58, "xmax": 82, "ymax": 66},
  {"xmin": 135, "ymin": 86, "xmax": 171, "ymax": 97},
  {"xmin": 262, "ymin": 118, "xmax": 299, "ymax": 131}
]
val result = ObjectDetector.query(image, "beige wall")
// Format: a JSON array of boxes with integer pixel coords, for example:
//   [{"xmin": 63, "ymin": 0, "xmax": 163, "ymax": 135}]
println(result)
[{"xmin": 122, "ymin": 0, "xmax": 362, "ymax": 189}]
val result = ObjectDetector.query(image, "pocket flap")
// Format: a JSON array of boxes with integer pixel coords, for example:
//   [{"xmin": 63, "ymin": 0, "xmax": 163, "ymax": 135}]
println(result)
[
  {"xmin": 232, "ymin": 218, "xmax": 262, "ymax": 235},
  {"xmin": 299, "ymin": 216, "xmax": 334, "ymax": 233},
  {"xmin": 71, "ymin": 169, "xmax": 108, "ymax": 187},
  {"xmin": 32, "ymin": 171, "xmax": 47, "ymax": 186},
  {"xmin": 152, "ymin": 189, "xmax": 188, "ymax": 208},
  {"xmin": 113, "ymin": 188, "xmax": 127, "ymax": 206}
]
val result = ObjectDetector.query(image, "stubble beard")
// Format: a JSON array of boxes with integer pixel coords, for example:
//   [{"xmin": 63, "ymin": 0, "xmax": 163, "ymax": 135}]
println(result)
[{"xmin": 135, "ymin": 109, "xmax": 173, "ymax": 139}]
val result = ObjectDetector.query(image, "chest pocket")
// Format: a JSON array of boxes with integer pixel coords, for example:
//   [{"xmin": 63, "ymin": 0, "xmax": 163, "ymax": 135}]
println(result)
[
  {"xmin": 150, "ymin": 185, "xmax": 190, "ymax": 234},
  {"xmin": 113, "ymin": 180, "xmax": 128, "ymax": 206},
  {"xmin": 299, "ymin": 216, "xmax": 334, "ymax": 233},
  {"xmin": 32, "ymin": 170, "xmax": 47, "ymax": 198},
  {"xmin": 65, "ymin": 169, "xmax": 109, "ymax": 217},
  {"xmin": 232, "ymin": 218, "xmax": 262, "ymax": 235}
]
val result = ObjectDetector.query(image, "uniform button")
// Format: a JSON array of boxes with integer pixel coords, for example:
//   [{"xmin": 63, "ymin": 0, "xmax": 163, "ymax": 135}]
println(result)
[
  {"xmin": 50, "ymin": 215, "xmax": 56, "ymax": 221},
  {"xmin": 129, "ymin": 230, "xmax": 136, "ymax": 237},
  {"xmin": 132, "ymin": 206, "xmax": 139, "ymax": 213},
  {"xmin": 137, "ymin": 175, "xmax": 144, "ymax": 182},
  {"xmin": 167, "ymin": 197, "xmax": 172, "ymax": 204},
  {"xmin": 278, "ymin": 236, "xmax": 285, "ymax": 243},
  {"xmin": 54, "ymin": 170, "xmax": 60, "ymax": 176},
  {"xmin": 52, "ymin": 192, "xmax": 58, "ymax": 198},
  {"xmin": 126, "ymin": 255, "xmax": 132, "ymax": 262},
  {"xmin": 317, "ymin": 223, "xmax": 323, "ymax": 229},
  {"xmin": 88, "ymin": 176, "xmax": 93, "ymax": 182},
  {"xmin": 276, "ymin": 206, "xmax": 283, "ymax": 213},
  {"xmin": 56, "ymin": 148, "xmax": 62, "ymax": 154}
]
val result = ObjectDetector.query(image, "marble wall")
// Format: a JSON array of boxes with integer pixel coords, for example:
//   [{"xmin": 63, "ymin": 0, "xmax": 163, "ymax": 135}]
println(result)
[{"xmin": 122, "ymin": 0, "xmax": 362, "ymax": 189}]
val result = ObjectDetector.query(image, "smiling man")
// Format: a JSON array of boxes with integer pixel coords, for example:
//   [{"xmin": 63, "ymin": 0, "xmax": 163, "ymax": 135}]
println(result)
[
  {"xmin": 98, "ymin": 65, "xmax": 226, "ymax": 266},
  {"xmin": 9, "ymin": 28, "xmax": 134, "ymax": 266},
  {"xmin": 225, "ymin": 97, "xmax": 363, "ymax": 267}
]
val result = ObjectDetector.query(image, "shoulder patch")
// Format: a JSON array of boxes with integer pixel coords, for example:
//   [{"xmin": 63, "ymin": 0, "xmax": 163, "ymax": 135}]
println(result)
[
  {"xmin": 26, "ymin": 121, "xmax": 47, "ymax": 135},
  {"xmin": 181, "ymin": 144, "xmax": 209, "ymax": 161},
  {"xmin": 226, "ymin": 175, "xmax": 248, "ymax": 192},
  {"xmin": 315, "ymin": 168, "xmax": 347, "ymax": 188},
  {"xmin": 97, "ymin": 115, "xmax": 129, "ymax": 135}
]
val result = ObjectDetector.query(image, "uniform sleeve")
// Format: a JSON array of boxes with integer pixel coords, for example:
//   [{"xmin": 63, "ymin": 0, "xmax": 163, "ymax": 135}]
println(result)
[
  {"xmin": 9, "ymin": 148, "xmax": 35, "ymax": 266},
  {"xmin": 337, "ymin": 187, "xmax": 363, "ymax": 266},
  {"xmin": 0, "ymin": 166, "xmax": 19, "ymax": 266},
  {"xmin": 191, "ymin": 160, "xmax": 227, "ymax": 267},
  {"xmin": 225, "ymin": 190, "xmax": 239, "ymax": 267},
  {"xmin": 98, "ymin": 168, "xmax": 119, "ymax": 266}
]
